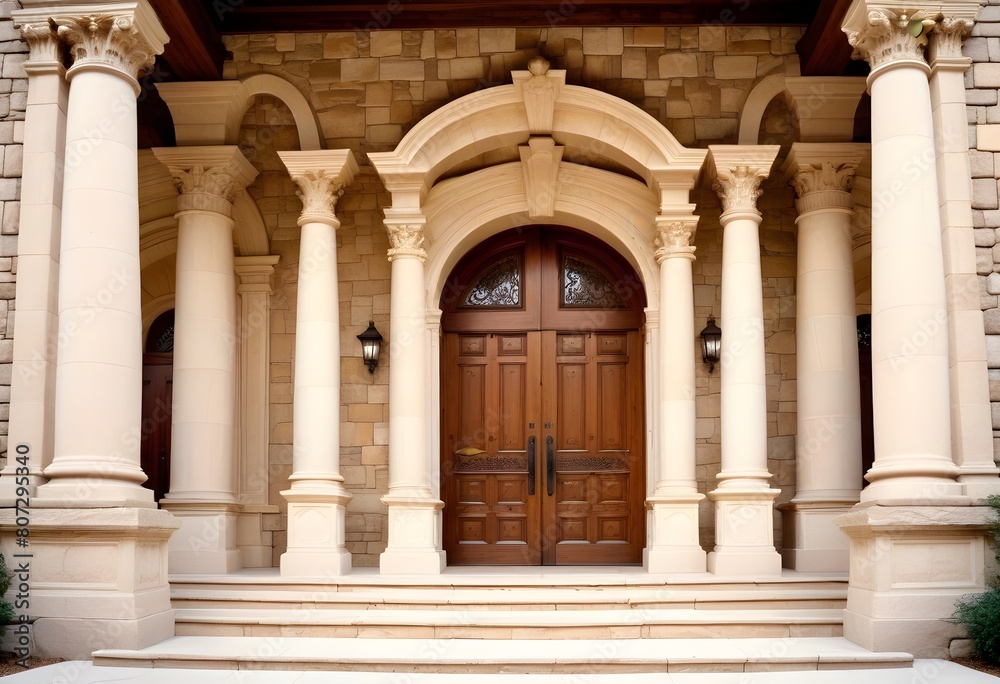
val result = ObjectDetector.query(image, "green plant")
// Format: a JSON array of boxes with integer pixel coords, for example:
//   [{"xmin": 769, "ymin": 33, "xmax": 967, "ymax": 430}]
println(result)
[
  {"xmin": 0, "ymin": 553, "xmax": 13, "ymax": 624},
  {"xmin": 951, "ymin": 494, "xmax": 1000, "ymax": 664}
]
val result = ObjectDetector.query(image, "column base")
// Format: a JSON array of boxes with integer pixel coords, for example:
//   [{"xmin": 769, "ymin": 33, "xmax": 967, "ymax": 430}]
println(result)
[
  {"xmin": 159, "ymin": 501, "xmax": 242, "ymax": 574},
  {"xmin": 380, "ymin": 492, "xmax": 445, "ymax": 575},
  {"xmin": 32, "ymin": 478, "xmax": 156, "ymax": 509},
  {"xmin": 643, "ymin": 496, "xmax": 706, "ymax": 573},
  {"xmin": 959, "ymin": 472, "xmax": 1000, "ymax": 501},
  {"xmin": 835, "ymin": 503, "xmax": 992, "ymax": 658},
  {"xmin": 779, "ymin": 501, "xmax": 855, "ymax": 572},
  {"xmin": 0, "ymin": 507, "xmax": 178, "ymax": 660},
  {"xmin": 707, "ymin": 487, "xmax": 782, "ymax": 577},
  {"xmin": 280, "ymin": 485, "xmax": 353, "ymax": 577}
]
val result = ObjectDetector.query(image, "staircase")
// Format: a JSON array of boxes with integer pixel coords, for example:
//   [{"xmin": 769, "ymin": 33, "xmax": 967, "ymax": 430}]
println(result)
[{"xmin": 85, "ymin": 568, "xmax": 922, "ymax": 676}]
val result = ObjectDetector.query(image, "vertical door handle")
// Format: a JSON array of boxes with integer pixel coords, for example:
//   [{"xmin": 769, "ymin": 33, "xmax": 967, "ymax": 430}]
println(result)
[
  {"xmin": 546, "ymin": 435, "xmax": 555, "ymax": 496},
  {"xmin": 527, "ymin": 436, "xmax": 536, "ymax": 495}
]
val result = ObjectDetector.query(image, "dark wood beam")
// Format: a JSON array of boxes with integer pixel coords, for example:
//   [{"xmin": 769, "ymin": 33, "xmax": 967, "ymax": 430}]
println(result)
[
  {"xmin": 149, "ymin": 0, "xmax": 225, "ymax": 80},
  {"xmin": 797, "ymin": 0, "xmax": 867, "ymax": 76},
  {"xmin": 217, "ymin": 0, "xmax": 818, "ymax": 33}
]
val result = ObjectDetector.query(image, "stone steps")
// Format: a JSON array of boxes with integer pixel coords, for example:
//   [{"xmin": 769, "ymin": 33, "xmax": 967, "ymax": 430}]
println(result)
[{"xmin": 92, "ymin": 636, "xmax": 912, "ymax": 674}]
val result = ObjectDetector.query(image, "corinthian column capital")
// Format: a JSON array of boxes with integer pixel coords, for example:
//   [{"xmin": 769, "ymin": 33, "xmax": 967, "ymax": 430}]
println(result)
[
  {"xmin": 844, "ymin": 8, "xmax": 935, "ymax": 71},
  {"xmin": 707, "ymin": 145, "xmax": 779, "ymax": 220},
  {"xmin": 654, "ymin": 218, "xmax": 698, "ymax": 263},
  {"xmin": 14, "ymin": 2, "xmax": 170, "ymax": 92},
  {"xmin": 386, "ymin": 222, "xmax": 427, "ymax": 262},
  {"xmin": 17, "ymin": 22, "xmax": 63, "ymax": 66},
  {"xmin": 278, "ymin": 150, "xmax": 359, "ymax": 227},
  {"xmin": 152, "ymin": 146, "xmax": 259, "ymax": 217},
  {"xmin": 928, "ymin": 16, "xmax": 974, "ymax": 63},
  {"xmin": 782, "ymin": 142, "xmax": 870, "ymax": 214}
]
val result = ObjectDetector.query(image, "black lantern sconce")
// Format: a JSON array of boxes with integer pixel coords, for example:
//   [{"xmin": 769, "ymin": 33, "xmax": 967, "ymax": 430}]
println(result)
[
  {"xmin": 700, "ymin": 316, "xmax": 722, "ymax": 373},
  {"xmin": 357, "ymin": 321, "xmax": 383, "ymax": 374}
]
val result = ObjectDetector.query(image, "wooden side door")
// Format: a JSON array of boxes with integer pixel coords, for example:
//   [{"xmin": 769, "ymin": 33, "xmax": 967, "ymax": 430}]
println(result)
[
  {"xmin": 541, "ymin": 330, "xmax": 644, "ymax": 565},
  {"xmin": 442, "ymin": 331, "xmax": 542, "ymax": 565},
  {"xmin": 140, "ymin": 353, "xmax": 173, "ymax": 502}
]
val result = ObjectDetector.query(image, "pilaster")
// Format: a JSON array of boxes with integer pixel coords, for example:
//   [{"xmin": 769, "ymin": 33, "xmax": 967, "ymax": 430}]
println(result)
[
  {"xmin": 153, "ymin": 145, "xmax": 258, "ymax": 574},
  {"xmin": 0, "ymin": 19, "xmax": 67, "ymax": 501},
  {"xmin": 277, "ymin": 150, "xmax": 359, "ymax": 578},
  {"xmin": 705, "ymin": 145, "xmax": 782, "ymax": 577},
  {"xmin": 234, "ymin": 255, "xmax": 281, "ymax": 568},
  {"xmin": 928, "ymin": 18, "xmax": 1000, "ymax": 498}
]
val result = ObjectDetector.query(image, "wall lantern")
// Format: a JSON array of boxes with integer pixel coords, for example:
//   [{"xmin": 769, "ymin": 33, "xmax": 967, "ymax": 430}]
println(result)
[
  {"xmin": 357, "ymin": 321, "xmax": 383, "ymax": 374},
  {"xmin": 700, "ymin": 316, "xmax": 722, "ymax": 373}
]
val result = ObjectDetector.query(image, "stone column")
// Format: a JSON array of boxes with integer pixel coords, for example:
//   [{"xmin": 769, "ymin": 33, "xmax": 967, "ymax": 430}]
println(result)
[
  {"xmin": 32, "ymin": 6, "xmax": 167, "ymax": 507},
  {"xmin": 844, "ymin": 8, "xmax": 964, "ymax": 501},
  {"xmin": 0, "ymin": 2, "xmax": 179, "ymax": 659},
  {"xmin": 929, "ymin": 20, "xmax": 1000, "ymax": 497},
  {"xmin": 782, "ymin": 144, "xmax": 869, "ymax": 572},
  {"xmin": 706, "ymin": 145, "xmax": 782, "ymax": 577},
  {"xmin": 0, "ymin": 21, "xmax": 66, "ymax": 499},
  {"xmin": 380, "ymin": 217, "xmax": 446, "ymax": 575},
  {"xmin": 277, "ymin": 150, "xmax": 359, "ymax": 577},
  {"xmin": 234, "ymin": 254, "xmax": 280, "ymax": 568},
  {"xmin": 153, "ymin": 146, "xmax": 258, "ymax": 574},
  {"xmin": 644, "ymin": 217, "xmax": 707, "ymax": 573}
]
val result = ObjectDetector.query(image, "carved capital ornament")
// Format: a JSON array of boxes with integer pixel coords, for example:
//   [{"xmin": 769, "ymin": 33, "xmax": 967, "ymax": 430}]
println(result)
[
  {"xmin": 844, "ymin": 9, "xmax": 935, "ymax": 71},
  {"xmin": 54, "ymin": 13, "xmax": 157, "ymax": 83},
  {"xmin": 289, "ymin": 171, "xmax": 346, "ymax": 221},
  {"xmin": 654, "ymin": 220, "xmax": 698, "ymax": 263},
  {"xmin": 387, "ymin": 224, "xmax": 427, "ymax": 262},
  {"xmin": 712, "ymin": 166, "xmax": 769, "ymax": 216}
]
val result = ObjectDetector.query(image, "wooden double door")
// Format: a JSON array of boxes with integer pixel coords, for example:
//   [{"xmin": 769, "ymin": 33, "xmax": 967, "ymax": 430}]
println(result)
[{"xmin": 441, "ymin": 227, "xmax": 646, "ymax": 565}]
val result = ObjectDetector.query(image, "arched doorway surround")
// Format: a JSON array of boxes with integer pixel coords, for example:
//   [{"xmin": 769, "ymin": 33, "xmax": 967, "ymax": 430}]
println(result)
[{"xmin": 369, "ymin": 57, "xmax": 710, "ymax": 574}]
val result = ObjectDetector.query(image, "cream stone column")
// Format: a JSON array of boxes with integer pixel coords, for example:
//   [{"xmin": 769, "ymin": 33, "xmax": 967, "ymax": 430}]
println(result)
[
  {"xmin": 31, "ymin": 5, "xmax": 166, "ymax": 506},
  {"xmin": 644, "ymin": 217, "xmax": 707, "ymax": 573},
  {"xmin": 844, "ymin": 7, "xmax": 965, "ymax": 501},
  {"xmin": 277, "ymin": 150, "xmax": 359, "ymax": 577},
  {"xmin": 153, "ymin": 146, "xmax": 258, "ymax": 574},
  {"xmin": 234, "ymin": 254, "xmax": 280, "ymax": 568},
  {"xmin": 381, "ymin": 216, "xmax": 446, "ymax": 574},
  {"xmin": 0, "ymin": 21, "xmax": 66, "ymax": 499},
  {"xmin": 929, "ymin": 20, "xmax": 1000, "ymax": 497},
  {"xmin": 782, "ymin": 144, "xmax": 869, "ymax": 572},
  {"xmin": 706, "ymin": 145, "xmax": 782, "ymax": 577}
]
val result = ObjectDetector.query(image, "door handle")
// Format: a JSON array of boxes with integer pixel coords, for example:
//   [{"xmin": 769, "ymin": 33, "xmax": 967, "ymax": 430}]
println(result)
[
  {"xmin": 546, "ymin": 435, "xmax": 555, "ymax": 496},
  {"xmin": 527, "ymin": 436, "xmax": 536, "ymax": 495}
]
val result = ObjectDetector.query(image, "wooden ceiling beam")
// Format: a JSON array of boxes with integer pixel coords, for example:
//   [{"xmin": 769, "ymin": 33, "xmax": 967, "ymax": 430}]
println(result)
[
  {"xmin": 796, "ymin": 0, "xmax": 866, "ymax": 76},
  {"xmin": 216, "ymin": 1, "xmax": 817, "ymax": 33},
  {"xmin": 149, "ymin": 0, "xmax": 225, "ymax": 81}
]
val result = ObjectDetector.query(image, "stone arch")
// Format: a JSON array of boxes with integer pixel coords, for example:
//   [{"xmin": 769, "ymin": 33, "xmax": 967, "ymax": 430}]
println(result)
[
  {"xmin": 737, "ymin": 73, "xmax": 787, "ymax": 145},
  {"xmin": 230, "ymin": 74, "xmax": 322, "ymax": 150}
]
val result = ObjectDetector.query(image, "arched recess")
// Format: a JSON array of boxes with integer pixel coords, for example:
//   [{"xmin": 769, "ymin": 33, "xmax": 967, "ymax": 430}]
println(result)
[
  {"xmin": 737, "ymin": 73, "xmax": 787, "ymax": 145},
  {"xmin": 368, "ymin": 57, "xmax": 706, "ymax": 571},
  {"xmin": 156, "ymin": 73, "xmax": 323, "ymax": 150}
]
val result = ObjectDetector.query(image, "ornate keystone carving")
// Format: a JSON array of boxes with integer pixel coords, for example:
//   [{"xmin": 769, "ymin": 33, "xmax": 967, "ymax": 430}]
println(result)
[
  {"xmin": 387, "ymin": 224, "xmax": 427, "ymax": 261},
  {"xmin": 654, "ymin": 220, "xmax": 698, "ymax": 263},
  {"xmin": 844, "ymin": 9, "xmax": 935, "ymax": 70},
  {"xmin": 929, "ymin": 16, "xmax": 973, "ymax": 61},
  {"xmin": 54, "ymin": 13, "xmax": 157, "ymax": 80},
  {"xmin": 712, "ymin": 166, "xmax": 769, "ymax": 215},
  {"xmin": 289, "ymin": 171, "xmax": 347, "ymax": 220}
]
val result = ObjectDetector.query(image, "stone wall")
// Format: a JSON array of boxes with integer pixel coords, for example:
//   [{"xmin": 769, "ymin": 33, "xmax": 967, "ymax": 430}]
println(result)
[
  {"xmin": 0, "ymin": 1, "xmax": 26, "ymax": 463},
  {"xmin": 225, "ymin": 26, "xmax": 807, "ymax": 565},
  {"xmin": 966, "ymin": 1, "xmax": 1000, "ymax": 462}
]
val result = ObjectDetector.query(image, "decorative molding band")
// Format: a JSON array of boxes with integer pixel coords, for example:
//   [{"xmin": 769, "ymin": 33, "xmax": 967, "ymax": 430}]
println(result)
[
  {"xmin": 712, "ymin": 165, "xmax": 769, "ymax": 216},
  {"xmin": 844, "ymin": 9, "xmax": 934, "ymax": 71},
  {"xmin": 654, "ymin": 218, "xmax": 698, "ymax": 263},
  {"xmin": 54, "ymin": 13, "xmax": 158, "ymax": 83},
  {"xmin": 387, "ymin": 223, "xmax": 427, "ymax": 262}
]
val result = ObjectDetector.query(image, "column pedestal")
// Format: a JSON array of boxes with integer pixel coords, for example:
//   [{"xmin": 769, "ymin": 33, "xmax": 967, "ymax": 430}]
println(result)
[{"xmin": 162, "ymin": 502, "xmax": 242, "ymax": 574}]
